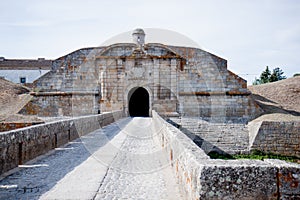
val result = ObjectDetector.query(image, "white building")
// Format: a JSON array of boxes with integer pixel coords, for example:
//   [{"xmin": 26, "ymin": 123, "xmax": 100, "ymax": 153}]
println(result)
[{"xmin": 0, "ymin": 57, "xmax": 51, "ymax": 84}]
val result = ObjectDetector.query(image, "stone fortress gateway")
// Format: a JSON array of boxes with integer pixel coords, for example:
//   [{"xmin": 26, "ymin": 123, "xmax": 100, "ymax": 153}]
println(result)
[
  {"xmin": 1, "ymin": 29, "xmax": 300, "ymax": 200},
  {"xmin": 22, "ymin": 28, "xmax": 261, "ymax": 122}
]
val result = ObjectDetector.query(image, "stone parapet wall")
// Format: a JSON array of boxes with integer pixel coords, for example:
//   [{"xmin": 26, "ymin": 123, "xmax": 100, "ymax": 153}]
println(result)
[
  {"xmin": 249, "ymin": 121, "xmax": 300, "ymax": 157},
  {"xmin": 266, "ymin": 159, "xmax": 300, "ymax": 199},
  {"xmin": 0, "ymin": 122, "xmax": 44, "ymax": 132},
  {"xmin": 152, "ymin": 111, "xmax": 210, "ymax": 199},
  {"xmin": 169, "ymin": 117, "xmax": 249, "ymax": 154},
  {"xmin": 153, "ymin": 111, "xmax": 300, "ymax": 199},
  {"xmin": 0, "ymin": 111, "xmax": 124, "ymax": 175}
]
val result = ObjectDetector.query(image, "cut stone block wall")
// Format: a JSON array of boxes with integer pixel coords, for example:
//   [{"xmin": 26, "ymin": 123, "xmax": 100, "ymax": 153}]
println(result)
[
  {"xmin": 28, "ymin": 41, "xmax": 262, "ymax": 122},
  {"xmin": 249, "ymin": 121, "xmax": 300, "ymax": 157},
  {"xmin": 170, "ymin": 118, "xmax": 300, "ymax": 157},
  {"xmin": 0, "ymin": 111, "xmax": 124, "ymax": 175},
  {"xmin": 169, "ymin": 117, "xmax": 249, "ymax": 154},
  {"xmin": 20, "ymin": 93, "xmax": 99, "ymax": 117},
  {"xmin": 153, "ymin": 111, "xmax": 300, "ymax": 199},
  {"xmin": 178, "ymin": 94, "xmax": 261, "ymax": 123}
]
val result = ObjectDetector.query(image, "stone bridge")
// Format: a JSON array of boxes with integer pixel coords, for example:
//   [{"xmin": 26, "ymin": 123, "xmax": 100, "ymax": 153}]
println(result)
[{"xmin": 0, "ymin": 111, "xmax": 299, "ymax": 199}]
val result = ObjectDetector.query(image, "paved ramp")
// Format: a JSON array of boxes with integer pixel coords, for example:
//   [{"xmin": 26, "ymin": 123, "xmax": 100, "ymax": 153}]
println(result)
[{"xmin": 0, "ymin": 118, "xmax": 182, "ymax": 200}]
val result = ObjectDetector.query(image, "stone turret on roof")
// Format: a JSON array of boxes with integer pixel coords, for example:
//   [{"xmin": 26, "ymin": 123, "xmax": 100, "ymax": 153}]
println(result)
[{"xmin": 132, "ymin": 28, "xmax": 146, "ymax": 49}]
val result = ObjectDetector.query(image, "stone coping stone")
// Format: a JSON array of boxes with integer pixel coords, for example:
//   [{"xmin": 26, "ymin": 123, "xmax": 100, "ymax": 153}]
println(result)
[
  {"xmin": 199, "ymin": 159, "xmax": 269, "ymax": 166},
  {"xmin": 265, "ymin": 159, "xmax": 300, "ymax": 168},
  {"xmin": 0, "ymin": 111, "xmax": 121, "ymax": 135}
]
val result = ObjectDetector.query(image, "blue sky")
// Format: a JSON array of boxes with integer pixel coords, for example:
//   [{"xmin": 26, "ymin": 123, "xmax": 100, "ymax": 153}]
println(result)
[{"xmin": 1, "ymin": 0, "xmax": 299, "ymax": 84}]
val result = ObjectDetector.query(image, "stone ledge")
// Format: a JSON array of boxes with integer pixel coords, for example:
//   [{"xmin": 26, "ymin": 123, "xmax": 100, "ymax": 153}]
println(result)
[
  {"xmin": 178, "ymin": 91, "xmax": 251, "ymax": 96},
  {"xmin": 30, "ymin": 91, "xmax": 100, "ymax": 96}
]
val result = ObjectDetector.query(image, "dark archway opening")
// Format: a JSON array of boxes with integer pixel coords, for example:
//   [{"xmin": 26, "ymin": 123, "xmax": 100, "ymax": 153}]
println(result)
[{"xmin": 129, "ymin": 87, "xmax": 149, "ymax": 117}]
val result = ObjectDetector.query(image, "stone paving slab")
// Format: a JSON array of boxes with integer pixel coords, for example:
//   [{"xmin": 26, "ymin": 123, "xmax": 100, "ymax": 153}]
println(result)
[
  {"xmin": 94, "ymin": 117, "xmax": 182, "ymax": 200},
  {"xmin": 0, "ymin": 118, "xmax": 130, "ymax": 200},
  {"xmin": 0, "ymin": 117, "xmax": 182, "ymax": 200}
]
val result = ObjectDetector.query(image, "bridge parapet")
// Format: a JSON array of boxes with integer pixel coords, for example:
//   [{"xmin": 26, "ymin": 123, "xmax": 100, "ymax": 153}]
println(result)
[
  {"xmin": 0, "ymin": 111, "xmax": 124, "ymax": 175},
  {"xmin": 152, "ymin": 111, "xmax": 300, "ymax": 199}
]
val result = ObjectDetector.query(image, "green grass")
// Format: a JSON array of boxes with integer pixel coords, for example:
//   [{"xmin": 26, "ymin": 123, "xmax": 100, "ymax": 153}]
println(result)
[{"xmin": 208, "ymin": 150, "xmax": 299, "ymax": 163}]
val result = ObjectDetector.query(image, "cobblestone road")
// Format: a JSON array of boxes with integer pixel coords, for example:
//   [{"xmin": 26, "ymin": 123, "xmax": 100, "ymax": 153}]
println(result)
[{"xmin": 0, "ymin": 117, "xmax": 182, "ymax": 200}]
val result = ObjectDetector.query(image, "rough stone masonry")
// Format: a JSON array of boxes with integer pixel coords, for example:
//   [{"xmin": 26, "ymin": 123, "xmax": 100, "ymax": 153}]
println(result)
[{"xmin": 20, "ymin": 28, "xmax": 262, "ymax": 123}]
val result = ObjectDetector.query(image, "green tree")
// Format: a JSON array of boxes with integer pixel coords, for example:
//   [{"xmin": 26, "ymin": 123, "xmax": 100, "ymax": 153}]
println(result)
[
  {"xmin": 252, "ymin": 77, "xmax": 260, "ymax": 85},
  {"xmin": 270, "ymin": 67, "xmax": 286, "ymax": 82},
  {"xmin": 259, "ymin": 66, "xmax": 271, "ymax": 84},
  {"xmin": 293, "ymin": 73, "xmax": 300, "ymax": 77},
  {"xmin": 252, "ymin": 66, "xmax": 286, "ymax": 85}
]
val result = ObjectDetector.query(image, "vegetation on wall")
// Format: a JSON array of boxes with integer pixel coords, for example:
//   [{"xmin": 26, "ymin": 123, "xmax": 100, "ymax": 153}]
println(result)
[{"xmin": 208, "ymin": 150, "xmax": 299, "ymax": 163}]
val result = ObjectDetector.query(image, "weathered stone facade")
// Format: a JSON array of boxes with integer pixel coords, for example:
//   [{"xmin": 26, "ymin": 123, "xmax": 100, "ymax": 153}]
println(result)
[{"xmin": 23, "ymin": 29, "xmax": 261, "ymax": 122}]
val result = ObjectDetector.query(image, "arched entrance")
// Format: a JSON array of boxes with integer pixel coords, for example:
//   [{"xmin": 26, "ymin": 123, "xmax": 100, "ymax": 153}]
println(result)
[{"xmin": 128, "ymin": 87, "xmax": 149, "ymax": 117}]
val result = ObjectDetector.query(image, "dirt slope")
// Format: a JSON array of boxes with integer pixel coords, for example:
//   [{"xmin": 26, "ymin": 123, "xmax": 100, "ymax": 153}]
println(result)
[
  {"xmin": 0, "ymin": 78, "xmax": 42, "ymax": 123},
  {"xmin": 248, "ymin": 76, "xmax": 300, "ymax": 121}
]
